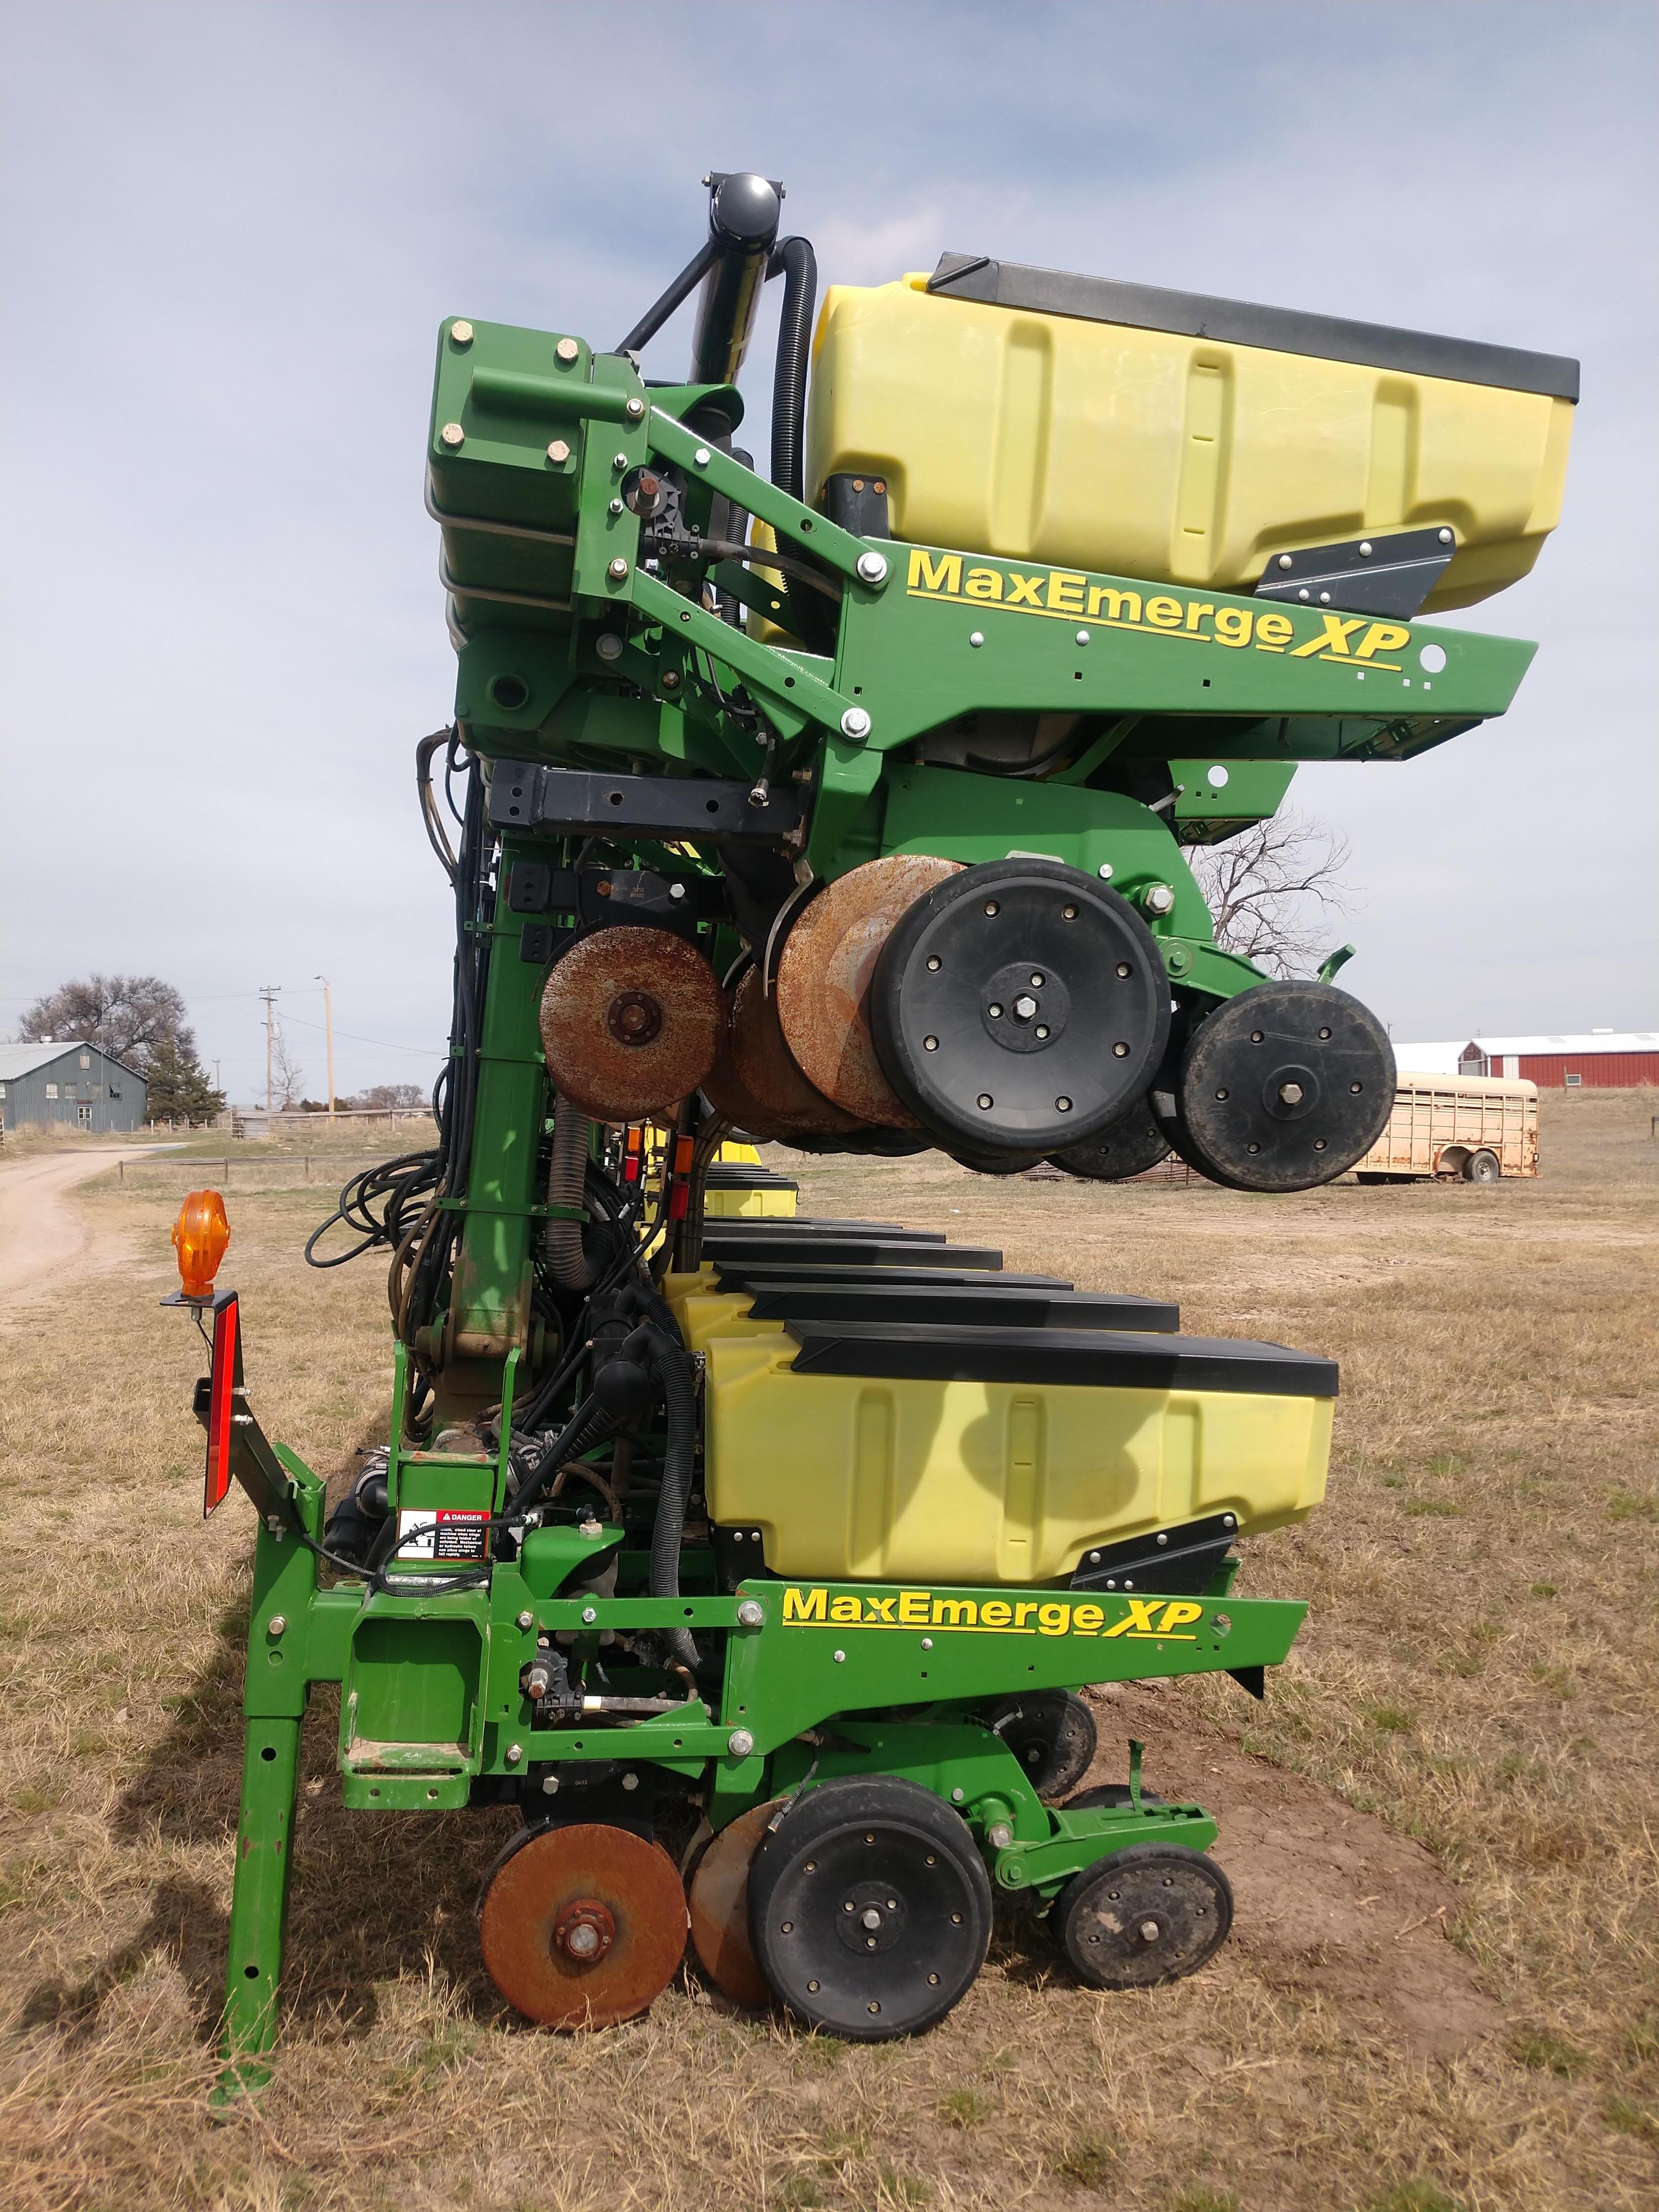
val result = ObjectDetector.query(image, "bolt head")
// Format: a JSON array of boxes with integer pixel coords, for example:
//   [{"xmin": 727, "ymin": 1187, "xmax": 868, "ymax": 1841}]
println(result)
[
  {"xmin": 506, "ymin": 1743, "xmax": 524, "ymax": 1764},
  {"xmin": 595, "ymin": 633, "xmax": 624, "ymax": 661},
  {"xmin": 727, "ymin": 1728, "xmax": 755, "ymax": 1759},
  {"xmin": 607, "ymin": 556, "xmax": 630, "ymax": 581},
  {"xmin": 855, "ymin": 549, "xmax": 888, "ymax": 585},
  {"xmin": 839, "ymin": 706, "xmax": 872, "ymax": 740},
  {"xmin": 1097, "ymin": 862, "xmax": 1114, "ymax": 880},
  {"xmin": 951, "ymin": 1787, "xmax": 966, "ymax": 1803},
  {"xmin": 832, "ymin": 1648, "xmax": 846, "ymax": 1663},
  {"xmin": 1143, "ymin": 883, "xmax": 1175, "ymax": 915},
  {"xmin": 624, "ymin": 396, "xmax": 645, "ymax": 420},
  {"xmin": 969, "ymin": 630, "xmax": 985, "ymax": 647},
  {"xmin": 987, "ymin": 1822, "xmax": 1014, "ymax": 1850},
  {"xmin": 1076, "ymin": 628, "xmax": 1090, "ymax": 644},
  {"xmin": 1277, "ymin": 552, "xmax": 1294, "ymax": 570},
  {"xmin": 515, "ymin": 1609, "xmax": 534, "ymax": 1631},
  {"xmin": 439, "ymin": 421, "xmax": 465, "ymax": 448},
  {"xmin": 555, "ymin": 337, "xmax": 580, "ymax": 363},
  {"xmin": 581, "ymin": 1605, "xmax": 598, "ymax": 1624},
  {"xmin": 693, "ymin": 445, "xmax": 711, "ymax": 467},
  {"xmin": 449, "ymin": 320, "xmax": 473, "ymax": 346},
  {"xmin": 1439, "ymin": 526, "xmax": 1454, "ymax": 544},
  {"xmin": 621, "ymin": 1771, "xmax": 639, "ymax": 1791},
  {"xmin": 545, "ymin": 440, "xmax": 571, "ymax": 466},
  {"xmin": 921, "ymin": 1636, "xmax": 933, "ymax": 1650},
  {"xmin": 737, "ymin": 1598, "xmax": 765, "ymax": 1627},
  {"xmin": 267, "ymin": 1615, "xmax": 287, "ymax": 1638},
  {"xmin": 1359, "ymin": 540, "xmax": 1373, "ymax": 556}
]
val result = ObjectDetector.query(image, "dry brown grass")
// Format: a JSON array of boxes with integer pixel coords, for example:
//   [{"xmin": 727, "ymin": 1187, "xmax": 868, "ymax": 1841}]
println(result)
[{"xmin": 1, "ymin": 1094, "xmax": 1655, "ymax": 2210}]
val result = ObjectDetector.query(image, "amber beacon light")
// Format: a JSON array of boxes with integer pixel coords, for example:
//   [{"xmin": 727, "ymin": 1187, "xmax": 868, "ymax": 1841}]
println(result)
[{"xmin": 172, "ymin": 1189, "xmax": 232, "ymax": 1300}]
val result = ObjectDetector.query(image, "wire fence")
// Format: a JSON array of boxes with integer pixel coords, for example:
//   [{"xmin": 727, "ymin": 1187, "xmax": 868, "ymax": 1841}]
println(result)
[{"xmin": 114, "ymin": 1152, "xmax": 411, "ymax": 1196}]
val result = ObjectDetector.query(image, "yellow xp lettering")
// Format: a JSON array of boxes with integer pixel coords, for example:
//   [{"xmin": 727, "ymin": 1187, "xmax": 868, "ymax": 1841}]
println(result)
[
  {"xmin": 904, "ymin": 547, "xmax": 1411, "ymax": 671},
  {"xmin": 780, "ymin": 1585, "xmax": 1205, "ymax": 1640}
]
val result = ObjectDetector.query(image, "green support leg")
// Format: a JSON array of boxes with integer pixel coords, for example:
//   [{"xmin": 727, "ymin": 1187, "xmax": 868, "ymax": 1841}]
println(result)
[{"xmin": 213, "ymin": 1709, "xmax": 303, "ymax": 2105}]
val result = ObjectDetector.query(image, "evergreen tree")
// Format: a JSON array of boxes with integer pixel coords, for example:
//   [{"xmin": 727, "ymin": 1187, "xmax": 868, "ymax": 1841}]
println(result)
[{"xmin": 143, "ymin": 1034, "xmax": 226, "ymax": 1125}]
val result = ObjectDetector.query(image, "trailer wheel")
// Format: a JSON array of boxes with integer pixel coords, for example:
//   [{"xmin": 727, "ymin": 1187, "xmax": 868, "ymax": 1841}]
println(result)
[
  {"xmin": 1057, "ymin": 1843, "xmax": 1233, "ymax": 1990},
  {"xmin": 1464, "ymin": 1149, "xmax": 1501, "ymax": 1183},
  {"xmin": 983, "ymin": 1690, "xmax": 1097, "ymax": 1801},
  {"xmin": 748, "ymin": 1776, "xmax": 992, "ymax": 2039}
]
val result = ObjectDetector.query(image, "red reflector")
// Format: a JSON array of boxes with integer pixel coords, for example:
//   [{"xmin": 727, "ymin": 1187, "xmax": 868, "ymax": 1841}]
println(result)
[
  {"xmin": 669, "ymin": 1183, "xmax": 690, "ymax": 1220},
  {"xmin": 205, "ymin": 1296, "xmax": 238, "ymax": 1516}
]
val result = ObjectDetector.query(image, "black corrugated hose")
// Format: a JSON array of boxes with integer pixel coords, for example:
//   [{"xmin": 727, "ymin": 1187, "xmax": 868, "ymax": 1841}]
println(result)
[{"xmin": 767, "ymin": 236, "xmax": 837, "ymax": 655}]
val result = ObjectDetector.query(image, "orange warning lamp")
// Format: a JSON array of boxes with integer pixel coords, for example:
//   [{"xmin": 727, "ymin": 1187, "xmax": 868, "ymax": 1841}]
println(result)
[{"xmin": 172, "ymin": 1189, "xmax": 231, "ymax": 1299}]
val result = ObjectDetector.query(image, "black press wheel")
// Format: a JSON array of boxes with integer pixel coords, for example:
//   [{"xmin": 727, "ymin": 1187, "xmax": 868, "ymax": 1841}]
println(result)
[
  {"xmin": 1167, "ymin": 982, "xmax": 1395, "ymax": 1192},
  {"xmin": 1464, "ymin": 1148, "xmax": 1501, "ymax": 1184},
  {"xmin": 747, "ymin": 1776, "xmax": 993, "ymax": 2040},
  {"xmin": 869, "ymin": 859, "xmax": 1171, "ymax": 1156},
  {"xmin": 1048, "ymin": 1093, "xmax": 1172, "ymax": 1181},
  {"xmin": 1057, "ymin": 1843, "xmax": 1233, "ymax": 1990},
  {"xmin": 983, "ymin": 1690, "xmax": 1097, "ymax": 1802}
]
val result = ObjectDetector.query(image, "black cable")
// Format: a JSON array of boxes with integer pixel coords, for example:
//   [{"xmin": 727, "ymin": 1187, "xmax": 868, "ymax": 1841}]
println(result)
[{"xmin": 615, "ymin": 237, "xmax": 718, "ymax": 357}]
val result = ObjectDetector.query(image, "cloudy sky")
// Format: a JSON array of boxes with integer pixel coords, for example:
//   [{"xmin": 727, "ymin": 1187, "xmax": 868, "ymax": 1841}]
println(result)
[{"xmin": 2, "ymin": 1, "xmax": 1653, "ymax": 1098}]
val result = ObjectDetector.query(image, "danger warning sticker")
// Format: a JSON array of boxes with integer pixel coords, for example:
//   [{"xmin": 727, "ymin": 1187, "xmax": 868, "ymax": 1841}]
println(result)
[{"xmin": 394, "ymin": 1508, "xmax": 490, "ymax": 1563}]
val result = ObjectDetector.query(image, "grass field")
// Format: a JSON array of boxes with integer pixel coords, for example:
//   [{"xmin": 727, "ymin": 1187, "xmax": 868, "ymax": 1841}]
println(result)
[{"xmin": 1, "ymin": 1097, "xmax": 1655, "ymax": 2211}]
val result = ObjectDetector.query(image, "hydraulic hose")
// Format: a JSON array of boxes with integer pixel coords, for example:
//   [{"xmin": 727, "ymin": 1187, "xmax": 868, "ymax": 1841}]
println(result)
[
  {"xmin": 545, "ymin": 1094, "xmax": 593, "ymax": 1288},
  {"xmin": 768, "ymin": 237, "xmax": 816, "ymax": 502},
  {"xmin": 641, "ymin": 1319, "xmax": 701, "ymax": 1671},
  {"xmin": 765, "ymin": 236, "xmax": 837, "ymax": 655}
]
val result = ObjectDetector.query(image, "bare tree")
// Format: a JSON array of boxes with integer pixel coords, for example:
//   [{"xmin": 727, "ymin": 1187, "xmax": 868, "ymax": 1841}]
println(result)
[
  {"xmin": 351, "ymin": 1082, "xmax": 428, "ymax": 1111},
  {"xmin": 1188, "ymin": 809, "xmax": 1356, "ymax": 979},
  {"xmin": 18, "ymin": 973, "xmax": 194, "ymax": 1073},
  {"xmin": 269, "ymin": 1026, "xmax": 305, "ymax": 1110}
]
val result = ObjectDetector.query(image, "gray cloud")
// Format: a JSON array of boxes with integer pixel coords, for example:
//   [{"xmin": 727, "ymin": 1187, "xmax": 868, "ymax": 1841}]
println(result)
[{"xmin": 2, "ymin": 1, "xmax": 1652, "ymax": 1095}]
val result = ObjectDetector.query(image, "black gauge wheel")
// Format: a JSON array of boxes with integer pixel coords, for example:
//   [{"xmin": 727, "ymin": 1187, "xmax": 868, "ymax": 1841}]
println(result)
[
  {"xmin": 747, "ymin": 1776, "xmax": 992, "ymax": 2040},
  {"xmin": 1049, "ymin": 1093, "xmax": 1172, "ymax": 1181},
  {"xmin": 983, "ymin": 1691, "xmax": 1097, "ymax": 1802},
  {"xmin": 1166, "ymin": 982, "xmax": 1395, "ymax": 1192},
  {"xmin": 869, "ymin": 859, "xmax": 1171, "ymax": 1156},
  {"xmin": 1057, "ymin": 1843, "xmax": 1233, "ymax": 1990}
]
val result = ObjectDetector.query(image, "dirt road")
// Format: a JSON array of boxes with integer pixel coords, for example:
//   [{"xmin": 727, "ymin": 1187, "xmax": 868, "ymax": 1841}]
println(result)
[{"xmin": 0, "ymin": 1146, "xmax": 161, "ymax": 1308}]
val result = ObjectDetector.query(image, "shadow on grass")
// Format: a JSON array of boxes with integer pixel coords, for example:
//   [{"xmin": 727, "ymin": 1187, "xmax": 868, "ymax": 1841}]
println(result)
[{"xmin": 19, "ymin": 1877, "xmax": 229, "ymax": 2044}]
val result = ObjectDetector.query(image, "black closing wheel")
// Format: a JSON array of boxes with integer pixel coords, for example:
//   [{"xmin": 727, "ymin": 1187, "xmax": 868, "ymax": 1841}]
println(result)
[
  {"xmin": 747, "ymin": 1776, "xmax": 993, "ymax": 2040},
  {"xmin": 1166, "ymin": 982, "xmax": 1395, "ymax": 1192},
  {"xmin": 984, "ymin": 1690, "xmax": 1097, "ymax": 1802},
  {"xmin": 1048, "ymin": 1092, "xmax": 1172, "ymax": 1181},
  {"xmin": 870, "ymin": 859, "xmax": 1171, "ymax": 1155},
  {"xmin": 1058, "ymin": 1843, "xmax": 1234, "ymax": 1990}
]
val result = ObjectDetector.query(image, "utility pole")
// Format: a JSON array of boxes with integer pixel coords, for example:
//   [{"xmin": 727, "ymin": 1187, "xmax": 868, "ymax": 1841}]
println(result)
[
  {"xmin": 316, "ymin": 975, "xmax": 336, "ymax": 1121},
  {"xmin": 259, "ymin": 987, "xmax": 280, "ymax": 1116}
]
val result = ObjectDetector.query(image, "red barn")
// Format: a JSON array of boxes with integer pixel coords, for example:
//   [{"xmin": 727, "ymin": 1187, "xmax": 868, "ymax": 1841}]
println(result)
[{"xmin": 1458, "ymin": 1033, "xmax": 1659, "ymax": 1089}]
